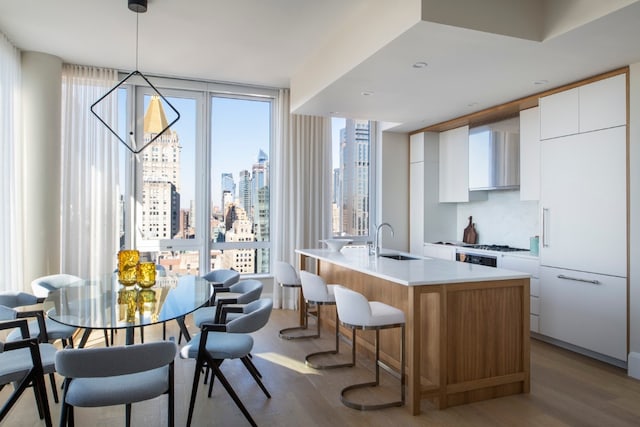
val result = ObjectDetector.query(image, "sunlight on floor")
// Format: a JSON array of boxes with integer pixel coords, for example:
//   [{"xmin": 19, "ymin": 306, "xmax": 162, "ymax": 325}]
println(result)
[{"xmin": 255, "ymin": 351, "xmax": 321, "ymax": 375}]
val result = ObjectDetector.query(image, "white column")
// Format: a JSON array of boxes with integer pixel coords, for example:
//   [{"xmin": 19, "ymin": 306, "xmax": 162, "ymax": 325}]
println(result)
[{"xmin": 21, "ymin": 51, "xmax": 62, "ymax": 286}]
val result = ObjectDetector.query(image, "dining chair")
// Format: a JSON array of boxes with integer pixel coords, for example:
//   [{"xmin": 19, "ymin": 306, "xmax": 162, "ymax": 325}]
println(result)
[
  {"xmin": 298, "ymin": 271, "xmax": 354, "ymax": 369},
  {"xmin": 0, "ymin": 301, "xmax": 60, "ymax": 404},
  {"xmin": 192, "ymin": 279, "xmax": 263, "ymax": 328},
  {"xmin": 274, "ymin": 261, "xmax": 317, "ymax": 340},
  {"xmin": 55, "ymin": 340, "xmax": 177, "ymax": 427},
  {"xmin": 0, "ymin": 291, "xmax": 77, "ymax": 348},
  {"xmin": 181, "ymin": 298, "xmax": 273, "ymax": 427},
  {"xmin": 166, "ymin": 269, "xmax": 240, "ymax": 343},
  {"xmin": 1, "ymin": 313, "xmax": 57, "ymax": 427}
]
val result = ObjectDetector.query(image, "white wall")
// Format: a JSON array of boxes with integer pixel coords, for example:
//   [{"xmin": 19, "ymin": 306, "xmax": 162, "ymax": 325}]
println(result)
[
  {"xmin": 456, "ymin": 190, "xmax": 539, "ymax": 248},
  {"xmin": 628, "ymin": 62, "xmax": 640, "ymax": 378},
  {"xmin": 380, "ymin": 131, "xmax": 409, "ymax": 252}
]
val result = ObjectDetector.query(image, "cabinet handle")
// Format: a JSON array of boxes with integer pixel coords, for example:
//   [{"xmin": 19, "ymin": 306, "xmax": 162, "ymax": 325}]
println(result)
[
  {"xmin": 557, "ymin": 274, "xmax": 601, "ymax": 285},
  {"xmin": 542, "ymin": 208, "xmax": 550, "ymax": 247}
]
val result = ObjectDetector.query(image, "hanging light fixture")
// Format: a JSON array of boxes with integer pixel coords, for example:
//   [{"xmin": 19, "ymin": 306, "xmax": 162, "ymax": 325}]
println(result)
[{"xmin": 91, "ymin": 0, "xmax": 180, "ymax": 154}]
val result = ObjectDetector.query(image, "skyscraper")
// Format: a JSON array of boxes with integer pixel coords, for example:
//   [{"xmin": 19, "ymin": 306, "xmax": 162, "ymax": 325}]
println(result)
[
  {"xmin": 340, "ymin": 119, "xmax": 370, "ymax": 236},
  {"xmin": 140, "ymin": 96, "xmax": 181, "ymax": 239}
]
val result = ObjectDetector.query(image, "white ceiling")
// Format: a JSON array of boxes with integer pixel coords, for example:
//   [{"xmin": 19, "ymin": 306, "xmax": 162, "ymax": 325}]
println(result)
[{"xmin": 2, "ymin": 0, "xmax": 640, "ymax": 132}]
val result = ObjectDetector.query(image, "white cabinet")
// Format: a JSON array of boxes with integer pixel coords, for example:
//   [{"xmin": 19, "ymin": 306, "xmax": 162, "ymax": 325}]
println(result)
[
  {"xmin": 519, "ymin": 107, "xmax": 540, "ymax": 201},
  {"xmin": 539, "ymin": 88, "xmax": 579, "ymax": 140},
  {"xmin": 579, "ymin": 74, "xmax": 626, "ymax": 133},
  {"xmin": 540, "ymin": 74, "xmax": 627, "ymax": 140},
  {"xmin": 540, "ymin": 126, "xmax": 626, "ymax": 277},
  {"xmin": 423, "ymin": 243, "xmax": 456, "ymax": 261},
  {"xmin": 439, "ymin": 126, "xmax": 469, "ymax": 202},
  {"xmin": 540, "ymin": 266, "xmax": 627, "ymax": 361},
  {"xmin": 409, "ymin": 132, "xmax": 425, "ymax": 255},
  {"xmin": 499, "ymin": 254, "xmax": 540, "ymax": 332}
]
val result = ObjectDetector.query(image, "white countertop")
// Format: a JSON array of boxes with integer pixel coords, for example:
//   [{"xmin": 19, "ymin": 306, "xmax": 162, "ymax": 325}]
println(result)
[{"xmin": 296, "ymin": 247, "xmax": 530, "ymax": 286}]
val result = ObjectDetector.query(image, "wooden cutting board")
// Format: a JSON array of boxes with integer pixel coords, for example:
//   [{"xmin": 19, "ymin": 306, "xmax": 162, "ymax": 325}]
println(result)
[{"xmin": 463, "ymin": 216, "xmax": 478, "ymax": 244}]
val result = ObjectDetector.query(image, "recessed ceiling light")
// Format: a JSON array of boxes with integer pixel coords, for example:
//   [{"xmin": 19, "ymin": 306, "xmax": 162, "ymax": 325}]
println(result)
[
  {"xmin": 533, "ymin": 80, "xmax": 548, "ymax": 85},
  {"xmin": 412, "ymin": 61, "xmax": 428, "ymax": 69},
  {"xmin": 361, "ymin": 91, "xmax": 374, "ymax": 96},
  {"xmin": 467, "ymin": 102, "xmax": 478, "ymax": 107}
]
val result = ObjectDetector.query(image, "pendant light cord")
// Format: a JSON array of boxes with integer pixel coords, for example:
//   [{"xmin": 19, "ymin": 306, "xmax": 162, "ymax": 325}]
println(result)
[{"xmin": 135, "ymin": 12, "xmax": 139, "ymax": 71}]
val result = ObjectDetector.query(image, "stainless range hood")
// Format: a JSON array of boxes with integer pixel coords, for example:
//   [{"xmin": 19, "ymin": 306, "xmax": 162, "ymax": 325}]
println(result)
[{"xmin": 468, "ymin": 118, "xmax": 520, "ymax": 191}]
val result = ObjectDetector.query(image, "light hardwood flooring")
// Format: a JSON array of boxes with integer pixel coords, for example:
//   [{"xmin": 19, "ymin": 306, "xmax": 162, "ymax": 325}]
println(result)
[{"xmin": 3, "ymin": 309, "xmax": 640, "ymax": 427}]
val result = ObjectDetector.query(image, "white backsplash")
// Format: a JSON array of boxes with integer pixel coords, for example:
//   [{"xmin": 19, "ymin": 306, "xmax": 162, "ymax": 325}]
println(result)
[{"xmin": 456, "ymin": 190, "xmax": 539, "ymax": 249}]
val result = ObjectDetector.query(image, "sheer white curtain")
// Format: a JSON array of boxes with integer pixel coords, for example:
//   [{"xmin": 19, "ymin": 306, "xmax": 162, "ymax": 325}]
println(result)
[
  {"xmin": 0, "ymin": 33, "xmax": 23, "ymax": 292},
  {"xmin": 273, "ymin": 89, "xmax": 332, "ymax": 309},
  {"xmin": 60, "ymin": 65, "xmax": 120, "ymax": 278}
]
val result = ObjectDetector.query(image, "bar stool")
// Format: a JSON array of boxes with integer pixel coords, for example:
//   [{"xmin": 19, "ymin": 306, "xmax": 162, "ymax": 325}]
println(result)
[
  {"xmin": 298, "ymin": 271, "xmax": 354, "ymax": 370},
  {"xmin": 275, "ymin": 261, "xmax": 316, "ymax": 340},
  {"xmin": 333, "ymin": 285, "xmax": 405, "ymax": 410}
]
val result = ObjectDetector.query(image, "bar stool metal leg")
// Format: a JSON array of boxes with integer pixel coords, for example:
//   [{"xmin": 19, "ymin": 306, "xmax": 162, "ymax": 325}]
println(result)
[
  {"xmin": 305, "ymin": 305, "xmax": 355, "ymax": 370},
  {"xmin": 278, "ymin": 285, "xmax": 319, "ymax": 340},
  {"xmin": 340, "ymin": 323, "xmax": 405, "ymax": 410}
]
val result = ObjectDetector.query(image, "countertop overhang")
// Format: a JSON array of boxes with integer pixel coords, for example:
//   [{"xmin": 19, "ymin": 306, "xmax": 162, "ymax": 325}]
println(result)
[{"xmin": 296, "ymin": 247, "xmax": 530, "ymax": 286}]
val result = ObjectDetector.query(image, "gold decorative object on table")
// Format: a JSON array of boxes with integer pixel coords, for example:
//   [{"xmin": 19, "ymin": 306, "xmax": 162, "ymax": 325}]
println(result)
[
  {"xmin": 137, "ymin": 262, "xmax": 156, "ymax": 288},
  {"xmin": 117, "ymin": 288, "xmax": 139, "ymax": 322},
  {"xmin": 117, "ymin": 250, "xmax": 139, "ymax": 286}
]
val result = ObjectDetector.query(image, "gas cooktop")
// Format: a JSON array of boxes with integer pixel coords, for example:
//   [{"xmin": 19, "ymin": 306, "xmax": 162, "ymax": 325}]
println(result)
[{"xmin": 433, "ymin": 242, "xmax": 527, "ymax": 252}]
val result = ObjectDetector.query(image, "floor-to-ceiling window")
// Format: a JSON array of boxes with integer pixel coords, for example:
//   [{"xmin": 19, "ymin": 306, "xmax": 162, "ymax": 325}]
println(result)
[
  {"xmin": 331, "ymin": 117, "xmax": 375, "ymax": 239},
  {"xmin": 117, "ymin": 77, "xmax": 275, "ymax": 276}
]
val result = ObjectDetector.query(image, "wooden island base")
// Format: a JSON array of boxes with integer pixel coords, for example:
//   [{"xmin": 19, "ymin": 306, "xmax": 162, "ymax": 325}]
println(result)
[{"xmin": 300, "ymin": 254, "xmax": 530, "ymax": 415}]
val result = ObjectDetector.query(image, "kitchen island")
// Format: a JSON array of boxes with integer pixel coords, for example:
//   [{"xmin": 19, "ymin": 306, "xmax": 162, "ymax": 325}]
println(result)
[{"xmin": 296, "ymin": 247, "xmax": 531, "ymax": 415}]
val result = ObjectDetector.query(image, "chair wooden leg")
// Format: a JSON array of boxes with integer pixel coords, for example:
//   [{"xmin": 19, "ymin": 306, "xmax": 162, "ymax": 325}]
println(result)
[
  {"xmin": 68, "ymin": 405, "xmax": 75, "ymax": 427},
  {"xmin": 240, "ymin": 357, "xmax": 271, "ymax": 398},
  {"xmin": 48, "ymin": 373, "xmax": 59, "ymax": 403},
  {"xmin": 168, "ymin": 362, "xmax": 174, "ymax": 427},
  {"xmin": 210, "ymin": 362, "xmax": 257, "ymax": 427},
  {"xmin": 125, "ymin": 403, "xmax": 132, "ymax": 427},
  {"xmin": 186, "ymin": 355, "xmax": 204, "ymax": 427}
]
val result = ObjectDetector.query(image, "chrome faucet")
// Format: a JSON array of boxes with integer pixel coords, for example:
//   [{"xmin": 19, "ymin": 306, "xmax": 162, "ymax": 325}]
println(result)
[{"xmin": 374, "ymin": 223, "xmax": 394, "ymax": 257}]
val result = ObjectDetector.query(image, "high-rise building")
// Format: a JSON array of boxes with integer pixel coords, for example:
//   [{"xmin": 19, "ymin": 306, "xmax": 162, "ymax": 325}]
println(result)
[
  {"xmin": 221, "ymin": 204, "xmax": 256, "ymax": 274},
  {"xmin": 140, "ymin": 95, "xmax": 181, "ymax": 240},
  {"xmin": 238, "ymin": 169, "xmax": 251, "ymax": 214},
  {"xmin": 340, "ymin": 119, "xmax": 370, "ymax": 236}
]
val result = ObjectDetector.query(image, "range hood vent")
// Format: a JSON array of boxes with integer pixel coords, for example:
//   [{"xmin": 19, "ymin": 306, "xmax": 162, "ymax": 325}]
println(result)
[{"xmin": 468, "ymin": 118, "xmax": 520, "ymax": 191}]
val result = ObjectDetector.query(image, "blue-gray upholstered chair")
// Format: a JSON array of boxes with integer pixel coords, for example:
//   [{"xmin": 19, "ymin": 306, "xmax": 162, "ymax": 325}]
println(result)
[
  {"xmin": 192, "ymin": 279, "xmax": 263, "ymax": 328},
  {"xmin": 181, "ymin": 298, "xmax": 273, "ymax": 427},
  {"xmin": 0, "ymin": 291, "xmax": 78, "ymax": 348},
  {"xmin": 1, "ymin": 314, "xmax": 56, "ymax": 426},
  {"xmin": 55, "ymin": 340, "xmax": 177, "ymax": 427},
  {"xmin": 0, "ymin": 301, "xmax": 60, "ymax": 404}
]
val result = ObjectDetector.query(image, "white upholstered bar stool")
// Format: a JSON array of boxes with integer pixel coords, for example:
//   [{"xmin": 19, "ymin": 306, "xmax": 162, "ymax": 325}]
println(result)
[
  {"xmin": 275, "ymin": 261, "xmax": 316, "ymax": 340},
  {"xmin": 298, "ymin": 271, "xmax": 354, "ymax": 370},
  {"xmin": 333, "ymin": 285, "xmax": 405, "ymax": 410}
]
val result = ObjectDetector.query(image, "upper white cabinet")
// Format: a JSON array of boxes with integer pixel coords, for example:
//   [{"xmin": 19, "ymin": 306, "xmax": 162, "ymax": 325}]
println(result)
[
  {"xmin": 540, "ymin": 74, "xmax": 626, "ymax": 140},
  {"xmin": 519, "ymin": 107, "xmax": 540, "ymax": 200},
  {"xmin": 579, "ymin": 74, "xmax": 626, "ymax": 133},
  {"xmin": 409, "ymin": 132, "xmax": 425, "ymax": 255},
  {"xmin": 439, "ymin": 125, "xmax": 470, "ymax": 202},
  {"xmin": 539, "ymin": 88, "xmax": 579, "ymax": 140}
]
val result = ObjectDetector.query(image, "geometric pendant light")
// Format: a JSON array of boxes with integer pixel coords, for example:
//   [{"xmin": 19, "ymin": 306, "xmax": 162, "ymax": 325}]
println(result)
[{"xmin": 90, "ymin": 0, "xmax": 180, "ymax": 154}]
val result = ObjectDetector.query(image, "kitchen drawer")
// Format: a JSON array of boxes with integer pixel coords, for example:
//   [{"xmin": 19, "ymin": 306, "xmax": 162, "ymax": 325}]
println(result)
[
  {"xmin": 540, "ymin": 266, "xmax": 626, "ymax": 361},
  {"xmin": 498, "ymin": 254, "xmax": 539, "ymax": 277},
  {"xmin": 530, "ymin": 314, "xmax": 540, "ymax": 333},
  {"xmin": 530, "ymin": 277, "xmax": 540, "ymax": 297},
  {"xmin": 530, "ymin": 295, "xmax": 540, "ymax": 316},
  {"xmin": 423, "ymin": 243, "xmax": 456, "ymax": 261}
]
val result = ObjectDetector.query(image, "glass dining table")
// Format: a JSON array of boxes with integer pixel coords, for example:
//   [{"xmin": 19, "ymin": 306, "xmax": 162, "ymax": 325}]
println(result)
[{"xmin": 42, "ymin": 274, "xmax": 211, "ymax": 346}]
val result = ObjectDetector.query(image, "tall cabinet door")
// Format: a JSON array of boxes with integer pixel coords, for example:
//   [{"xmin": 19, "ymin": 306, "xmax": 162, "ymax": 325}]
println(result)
[{"xmin": 540, "ymin": 126, "xmax": 626, "ymax": 276}]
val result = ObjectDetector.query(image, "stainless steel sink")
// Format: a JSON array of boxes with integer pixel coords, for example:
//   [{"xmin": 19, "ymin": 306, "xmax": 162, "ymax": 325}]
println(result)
[{"xmin": 379, "ymin": 254, "xmax": 420, "ymax": 261}]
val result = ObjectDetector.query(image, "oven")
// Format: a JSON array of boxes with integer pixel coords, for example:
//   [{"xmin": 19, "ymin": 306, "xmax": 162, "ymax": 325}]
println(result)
[{"xmin": 455, "ymin": 250, "xmax": 497, "ymax": 267}]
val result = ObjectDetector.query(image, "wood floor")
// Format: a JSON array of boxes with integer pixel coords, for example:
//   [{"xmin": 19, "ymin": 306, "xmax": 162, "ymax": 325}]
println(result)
[{"xmin": 3, "ymin": 308, "xmax": 640, "ymax": 427}]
